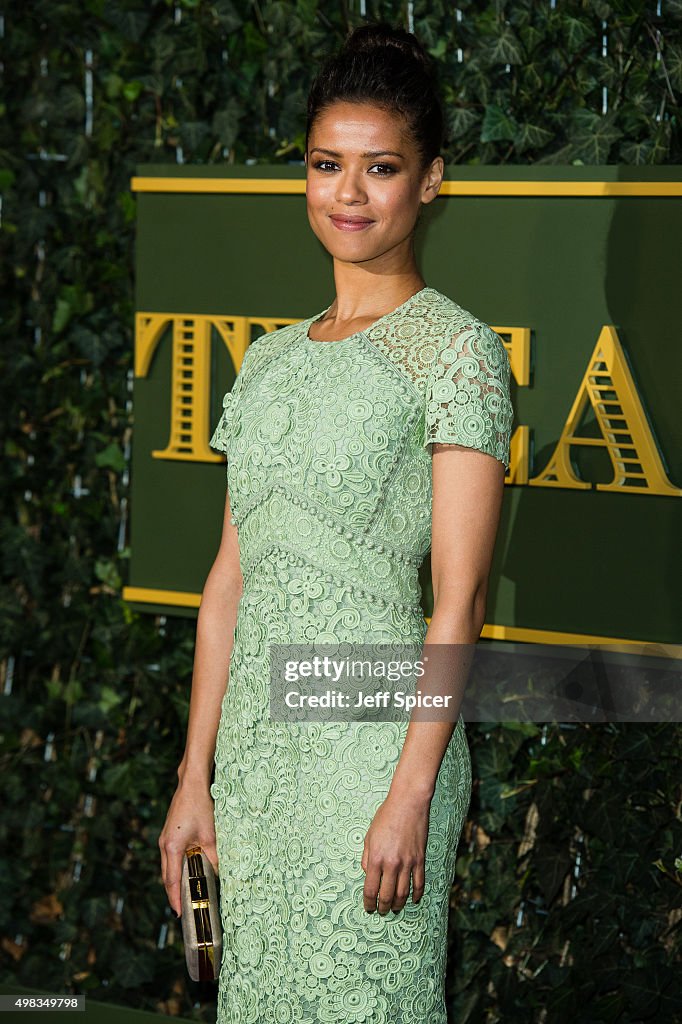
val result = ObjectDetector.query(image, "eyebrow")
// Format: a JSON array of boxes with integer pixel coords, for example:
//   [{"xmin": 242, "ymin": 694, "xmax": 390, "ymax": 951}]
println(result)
[{"xmin": 309, "ymin": 147, "xmax": 405, "ymax": 159}]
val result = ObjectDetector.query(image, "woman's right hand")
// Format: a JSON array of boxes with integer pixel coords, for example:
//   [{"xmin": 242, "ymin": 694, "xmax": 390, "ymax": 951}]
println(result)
[{"xmin": 159, "ymin": 778, "xmax": 219, "ymax": 917}]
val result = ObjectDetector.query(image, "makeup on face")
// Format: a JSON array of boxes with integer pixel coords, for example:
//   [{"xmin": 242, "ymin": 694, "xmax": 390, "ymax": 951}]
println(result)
[{"xmin": 328, "ymin": 214, "xmax": 375, "ymax": 231}]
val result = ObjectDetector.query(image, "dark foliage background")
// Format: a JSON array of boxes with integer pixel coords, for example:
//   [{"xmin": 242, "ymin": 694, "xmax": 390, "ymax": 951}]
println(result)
[{"xmin": 1, "ymin": 0, "xmax": 681, "ymax": 1020}]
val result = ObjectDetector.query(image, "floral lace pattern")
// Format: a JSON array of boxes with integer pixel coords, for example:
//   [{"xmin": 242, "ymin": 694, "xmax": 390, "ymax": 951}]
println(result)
[{"xmin": 208, "ymin": 287, "xmax": 513, "ymax": 1023}]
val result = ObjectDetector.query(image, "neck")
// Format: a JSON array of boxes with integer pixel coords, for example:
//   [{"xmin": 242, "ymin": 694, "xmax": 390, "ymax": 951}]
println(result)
[{"xmin": 327, "ymin": 263, "xmax": 426, "ymax": 322}]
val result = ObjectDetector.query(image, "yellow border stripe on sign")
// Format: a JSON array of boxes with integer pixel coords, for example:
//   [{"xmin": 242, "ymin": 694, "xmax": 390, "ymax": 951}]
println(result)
[{"xmin": 130, "ymin": 177, "xmax": 682, "ymax": 197}]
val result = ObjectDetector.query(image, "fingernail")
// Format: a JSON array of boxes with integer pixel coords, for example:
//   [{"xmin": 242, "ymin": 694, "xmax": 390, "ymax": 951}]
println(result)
[{"xmin": 173, "ymin": 910, "xmax": 180, "ymax": 919}]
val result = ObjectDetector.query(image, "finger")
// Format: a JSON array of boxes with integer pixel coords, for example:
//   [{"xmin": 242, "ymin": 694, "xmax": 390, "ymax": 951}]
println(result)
[
  {"xmin": 376, "ymin": 866, "xmax": 398, "ymax": 917},
  {"xmin": 391, "ymin": 867, "xmax": 413, "ymax": 914},
  {"xmin": 201, "ymin": 840, "xmax": 220, "ymax": 878},
  {"xmin": 159, "ymin": 834, "xmax": 167, "ymax": 892},
  {"xmin": 411, "ymin": 860, "xmax": 425, "ymax": 904},
  {"xmin": 165, "ymin": 845, "xmax": 185, "ymax": 917},
  {"xmin": 363, "ymin": 861, "xmax": 382, "ymax": 913}
]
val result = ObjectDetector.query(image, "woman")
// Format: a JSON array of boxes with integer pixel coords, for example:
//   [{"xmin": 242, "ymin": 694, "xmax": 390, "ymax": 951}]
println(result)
[{"xmin": 160, "ymin": 21, "xmax": 513, "ymax": 1024}]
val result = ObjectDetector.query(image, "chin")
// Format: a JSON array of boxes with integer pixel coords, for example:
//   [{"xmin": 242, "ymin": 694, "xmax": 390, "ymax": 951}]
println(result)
[
  {"xmin": 328, "ymin": 245, "xmax": 381, "ymax": 264},
  {"xmin": 323, "ymin": 227, "xmax": 380, "ymax": 248}
]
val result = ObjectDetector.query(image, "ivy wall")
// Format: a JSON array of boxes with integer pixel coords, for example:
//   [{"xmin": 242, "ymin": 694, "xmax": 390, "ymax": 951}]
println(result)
[{"xmin": 1, "ymin": 1, "xmax": 681, "ymax": 1020}]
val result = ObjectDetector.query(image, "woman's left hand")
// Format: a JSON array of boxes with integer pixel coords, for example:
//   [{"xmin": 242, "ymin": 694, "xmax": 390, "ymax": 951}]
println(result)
[{"xmin": 361, "ymin": 789, "xmax": 431, "ymax": 914}]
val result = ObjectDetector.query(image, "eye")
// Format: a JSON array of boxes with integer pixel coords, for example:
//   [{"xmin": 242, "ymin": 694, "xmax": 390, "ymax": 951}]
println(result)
[{"xmin": 310, "ymin": 159, "xmax": 398, "ymax": 176}]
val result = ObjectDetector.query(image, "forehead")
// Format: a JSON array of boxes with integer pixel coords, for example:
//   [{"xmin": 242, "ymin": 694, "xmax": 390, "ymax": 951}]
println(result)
[{"xmin": 309, "ymin": 101, "xmax": 413, "ymax": 151}]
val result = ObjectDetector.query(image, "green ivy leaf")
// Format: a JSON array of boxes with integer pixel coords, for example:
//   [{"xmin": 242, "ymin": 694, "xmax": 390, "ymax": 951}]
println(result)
[
  {"xmin": 118, "ymin": 190, "xmax": 137, "ymax": 223},
  {"xmin": 104, "ymin": 72, "xmax": 123, "ymax": 99},
  {"xmin": 94, "ymin": 556, "xmax": 122, "ymax": 590},
  {"xmin": 212, "ymin": 100, "xmax": 241, "ymax": 148},
  {"xmin": 104, "ymin": 8, "xmax": 150, "ymax": 44},
  {"xmin": 52, "ymin": 298, "xmax": 73, "ymax": 335},
  {"xmin": 564, "ymin": 16, "xmax": 594, "ymax": 54},
  {"xmin": 568, "ymin": 109, "xmax": 623, "ymax": 163},
  {"xmin": 122, "ymin": 80, "xmax": 143, "ymax": 102},
  {"xmin": 481, "ymin": 104, "xmax": 518, "ymax": 143},
  {"xmin": 94, "ymin": 443, "xmax": 126, "ymax": 473},
  {"xmin": 64, "ymin": 677, "xmax": 84, "ymax": 706},
  {"xmin": 448, "ymin": 107, "xmax": 479, "ymax": 140},
  {"xmin": 52, "ymin": 284, "xmax": 95, "ymax": 334},
  {"xmin": 487, "ymin": 27, "xmax": 525, "ymax": 65},
  {"xmin": 98, "ymin": 685, "xmax": 123, "ymax": 713},
  {"xmin": 514, "ymin": 122, "xmax": 554, "ymax": 154},
  {"xmin": 213, "ymin": 0, "xmax": 243, "ymax": 33}
]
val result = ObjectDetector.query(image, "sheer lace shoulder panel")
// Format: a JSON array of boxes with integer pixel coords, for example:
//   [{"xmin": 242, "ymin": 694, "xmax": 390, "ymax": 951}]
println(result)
[
  {"xmin": 423, "ymin": 320, "xmax": 513, "ymax": 470},
  {"xmin": 361, "ymin": 289, "xmax": 513, "ymax": 470}
]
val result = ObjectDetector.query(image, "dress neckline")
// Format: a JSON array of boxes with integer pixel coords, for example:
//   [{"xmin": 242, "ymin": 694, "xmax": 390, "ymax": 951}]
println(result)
[{"xmin": 303, "ymin": 285, "xmax": 433, "ymax": 346}]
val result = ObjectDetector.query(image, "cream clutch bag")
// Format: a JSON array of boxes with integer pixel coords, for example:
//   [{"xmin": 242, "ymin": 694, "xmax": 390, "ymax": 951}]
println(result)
[{"xmin": 180, "ymin": 844, "xmax": 222, "ymax": 981}]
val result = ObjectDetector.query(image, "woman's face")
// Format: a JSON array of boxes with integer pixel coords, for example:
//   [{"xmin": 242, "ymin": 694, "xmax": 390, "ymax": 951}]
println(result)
[{"xmin": 305, "ymin": 101, "xmax": 443, "ymax": 268}]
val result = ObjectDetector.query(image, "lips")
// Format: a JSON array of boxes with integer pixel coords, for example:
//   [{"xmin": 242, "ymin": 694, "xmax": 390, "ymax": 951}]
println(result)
[
  {"xmin": 329, "ymin": 215, "xmax": 374, "ymax": 224},
  {"xmin": 329, "ymin": 214, "xmax": 375, "ymax": 232}
]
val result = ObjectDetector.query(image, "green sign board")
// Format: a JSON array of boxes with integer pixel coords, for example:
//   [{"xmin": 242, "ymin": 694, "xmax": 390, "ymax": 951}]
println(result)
[{"xmin": 124, "ymin": 165, "xmax": 682, "ymax": 648}]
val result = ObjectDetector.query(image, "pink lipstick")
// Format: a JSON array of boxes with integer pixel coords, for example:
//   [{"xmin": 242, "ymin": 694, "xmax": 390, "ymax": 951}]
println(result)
[{"xmin": 329, "ymin": 215, "xmax": 374, "ymax": 232}]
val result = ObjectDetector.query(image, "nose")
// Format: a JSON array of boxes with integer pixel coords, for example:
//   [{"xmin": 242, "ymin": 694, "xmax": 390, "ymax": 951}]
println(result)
[{"xmin": 335, "ymin": 169, "xmax": 367, "ymax": 206}]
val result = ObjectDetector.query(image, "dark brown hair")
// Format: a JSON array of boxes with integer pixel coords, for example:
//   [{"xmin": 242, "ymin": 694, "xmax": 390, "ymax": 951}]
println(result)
[{"xmin": 306, "ymin": 22, "xmax": 444, "ymax": 172}]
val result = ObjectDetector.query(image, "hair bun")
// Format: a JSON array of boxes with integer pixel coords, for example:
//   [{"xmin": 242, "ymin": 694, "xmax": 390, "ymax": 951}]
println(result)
[{"xmin": 341, "ymin": 22, "xmax": 434, "ymax": 74}]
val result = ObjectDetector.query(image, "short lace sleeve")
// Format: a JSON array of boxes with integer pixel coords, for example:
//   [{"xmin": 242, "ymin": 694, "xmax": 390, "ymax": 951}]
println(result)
[
  {"xmin": 423, "ymin": 321, "xmax": 513, "ymax": 470},
  {"xmin": 210, "ymin": 344, "xmax": 255, "ymax": 456},
  {"xmin": 209, "ymin": 390, "xmax": 236, "ymax": 455}
]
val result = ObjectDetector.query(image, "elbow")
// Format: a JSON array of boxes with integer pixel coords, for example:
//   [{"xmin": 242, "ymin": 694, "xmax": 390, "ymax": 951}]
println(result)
[
  {"xmin": 432, "ymin": 579, "xmax": 488, "ymax": 638},
  {"xmin": 202, "ymin": 560, "xmax": 243, "ymax": 608}
]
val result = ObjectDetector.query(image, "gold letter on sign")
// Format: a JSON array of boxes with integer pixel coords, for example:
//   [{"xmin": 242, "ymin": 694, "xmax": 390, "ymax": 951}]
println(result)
[
  {"xmin": 491, "ymin": 325, "xmax": 531, "ymax": 485},
  {"xmin": 135, "ymin": 312, "xmax": 300, "ymax": 461},
  {"xmin": 135, "ymin": 313, "xmax": 251, "ymax": 461},
  {"xmin": 530, "ymin": 325, "xmax": 681, "ymax": 496}
]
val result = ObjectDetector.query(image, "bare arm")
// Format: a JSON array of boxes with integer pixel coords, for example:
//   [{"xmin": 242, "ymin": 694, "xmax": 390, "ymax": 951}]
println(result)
[
  {"xmin": 387, "ymin": 441, "xmax": 506, "ymax": 806},
  {"xmin": 159, "ymin": 485, "xmax": 242, "ymax": 913},
  {"xmin": 177, "ymin": 486, "xmax": 243, "ymax": 784},
  {"xmin": 362, "ymin": 442, "xmax": 506, "ymax": 915}
]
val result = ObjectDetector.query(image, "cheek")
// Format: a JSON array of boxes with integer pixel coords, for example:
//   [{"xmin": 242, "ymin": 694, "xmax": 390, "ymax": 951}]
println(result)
[
  {"xmin": 306, "ymin": 178, "xmax": 334, "ymax": 212},
  {"xmin": 372, "ymin": 186, "xmax": 414, "ymax": 225}
]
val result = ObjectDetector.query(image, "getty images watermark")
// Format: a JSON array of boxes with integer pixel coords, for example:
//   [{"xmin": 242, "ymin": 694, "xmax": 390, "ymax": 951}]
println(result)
[{"xmin": 269, "ymin": 641, "xmax": 682, "ymax": 723}]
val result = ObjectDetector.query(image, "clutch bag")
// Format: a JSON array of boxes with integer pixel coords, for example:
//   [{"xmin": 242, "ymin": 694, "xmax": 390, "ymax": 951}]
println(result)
[{"xmin": 180, "ymin": 844, "xmax": 222, "ymax": 981}]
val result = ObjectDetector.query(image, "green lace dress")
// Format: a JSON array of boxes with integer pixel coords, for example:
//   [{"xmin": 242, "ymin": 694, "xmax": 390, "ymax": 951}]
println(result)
[{"xmin": 208, "ymin": 285, "xmax": 513, "ymax": 1024}]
